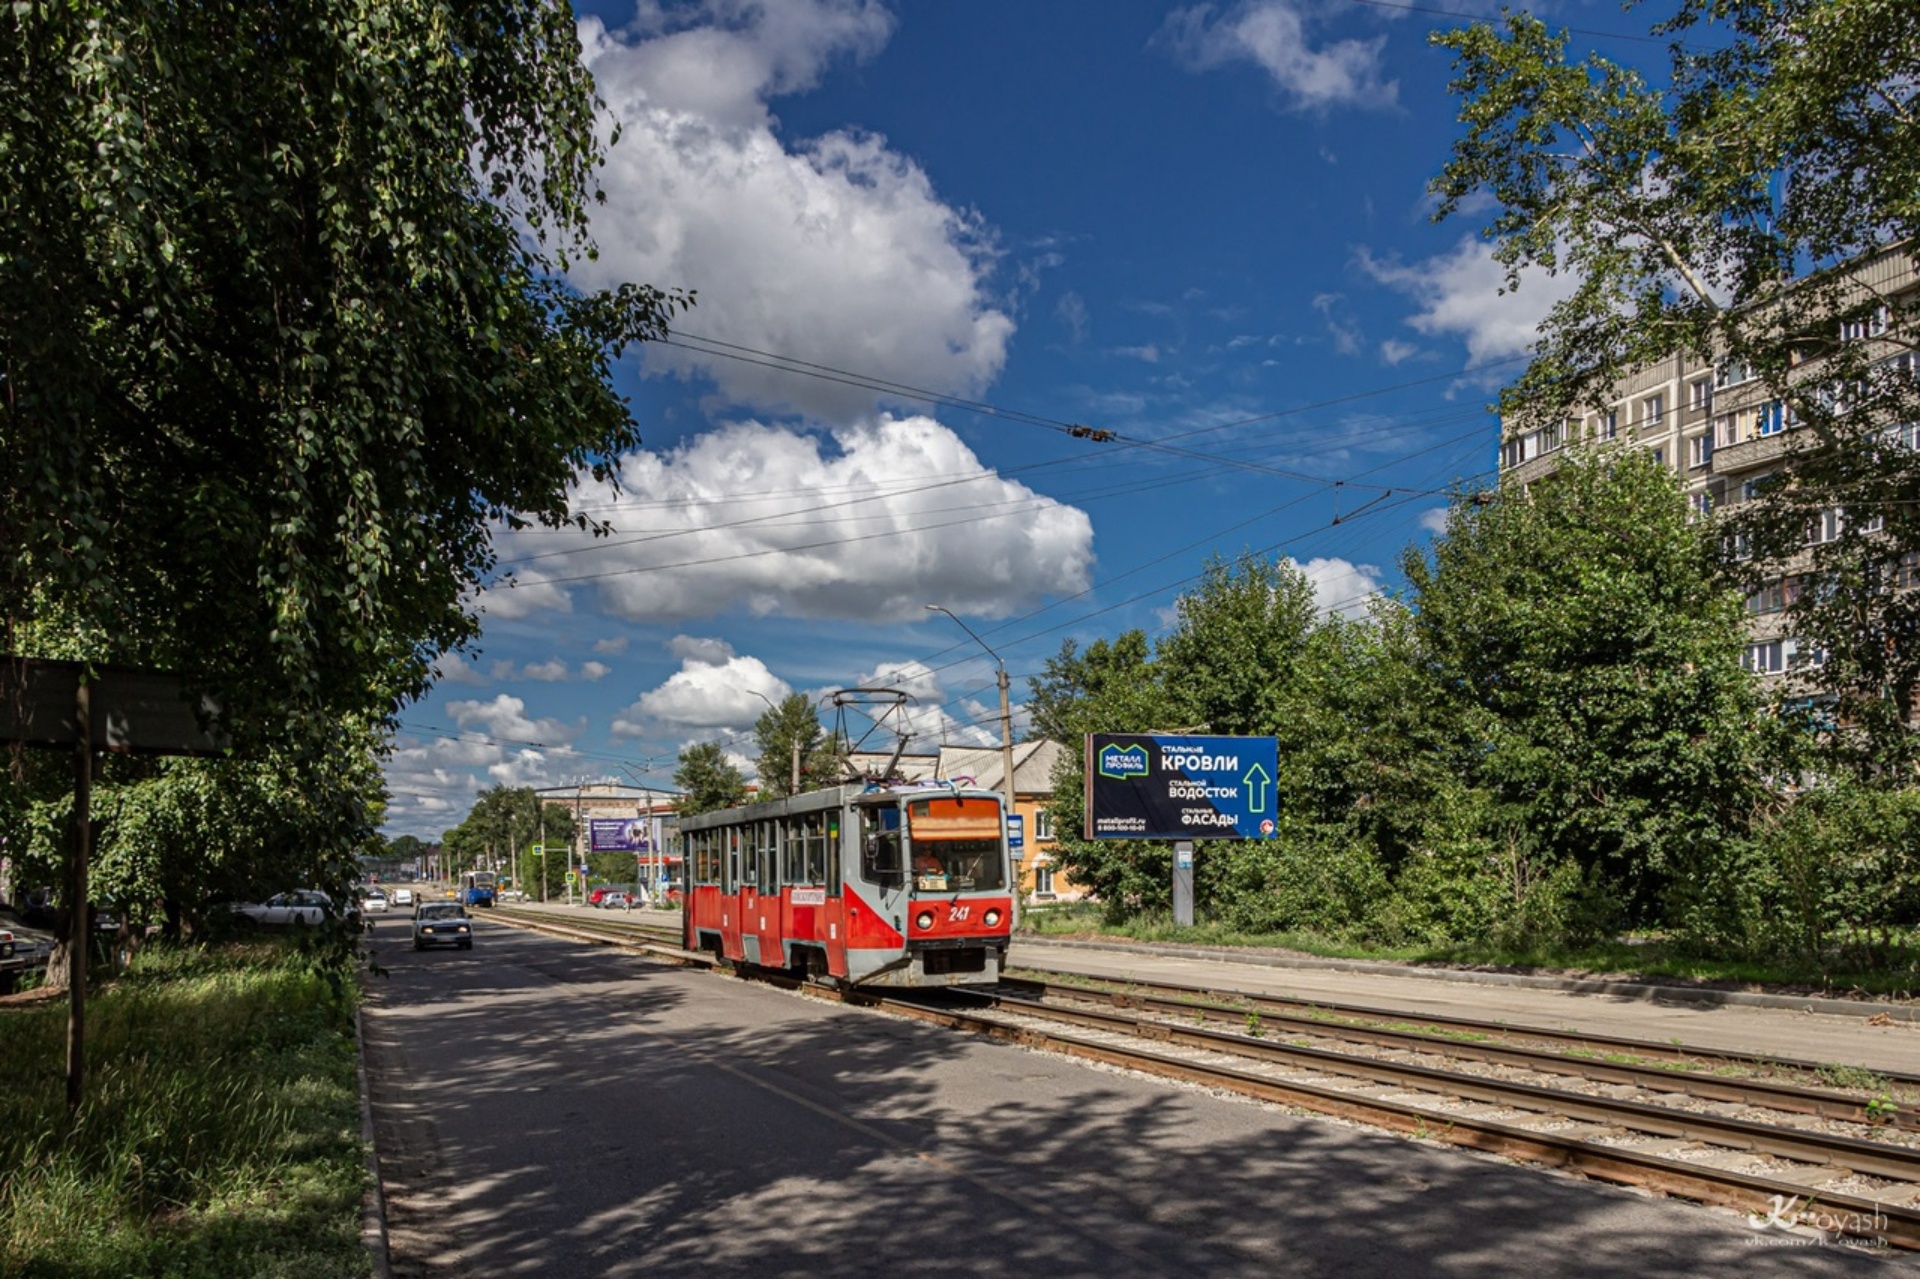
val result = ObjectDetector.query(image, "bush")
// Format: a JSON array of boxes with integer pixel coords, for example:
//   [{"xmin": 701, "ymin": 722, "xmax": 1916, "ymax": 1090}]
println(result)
[{"xmin": 1745, "ymin": 780, "xmax": 1920, "ymax": 966}]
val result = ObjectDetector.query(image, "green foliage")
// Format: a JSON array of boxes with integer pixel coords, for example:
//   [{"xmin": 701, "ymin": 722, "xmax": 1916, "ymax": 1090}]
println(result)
[
  {"xmin": 673, "ymin": 742, "xmax": 748, "ymax": 817},
  {"xmin": 1743, "ymin": 777, "xmax": 1920, "ymax": 964},
  {"xmin": 1406, "ymin": 450, "xmax": 1763, "ymax": 924},
  {"xmin": 1020, "ymin": 456, "xmax": 1880, "ymax": 963},
  {"xmin": 2, "ymin": 0, "xmax": 688, "ymax": 744},
  {"xmin": 1, "ymin": 727, "xmax": 386, "ymax": 942},
  {"xmin": 1430, "ymin": 3, "xmax": 1920, "ymax": 774},
  {"xmin": 0, "ymin": 942, "xmax": 363, "ymax": 1276},
  {"xmin": 440, "ymin": 786, "xmax": 576, "ymax": 898},
  {"xmin": 753, "ymin": 694, "xmax": 838, "ymax": 797}
]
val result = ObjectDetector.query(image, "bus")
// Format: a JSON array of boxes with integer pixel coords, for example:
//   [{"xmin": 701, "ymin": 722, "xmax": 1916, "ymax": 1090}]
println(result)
[{"xmin": 460, "ymin": 870, "xmax": 497, "ymax": 909}]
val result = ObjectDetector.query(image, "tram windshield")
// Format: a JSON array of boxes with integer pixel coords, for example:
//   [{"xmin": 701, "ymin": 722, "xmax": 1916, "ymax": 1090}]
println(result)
[{"xmin": 905, "ymin": 797, "xmax": 1007, "ymax": 892}]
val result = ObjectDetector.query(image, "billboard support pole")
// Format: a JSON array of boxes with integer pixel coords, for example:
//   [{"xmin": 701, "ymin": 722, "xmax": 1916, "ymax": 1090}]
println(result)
[{"xmin": 1172, "ymin": 840, "xmax": 1194, "ymax": 928}]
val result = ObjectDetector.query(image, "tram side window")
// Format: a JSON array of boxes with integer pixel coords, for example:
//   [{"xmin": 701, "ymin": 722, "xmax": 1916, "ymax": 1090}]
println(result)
[
  {"xmin": 782, "ymin": 817, "xmax": 806, "ymax": 884},
  {"xmin": 758, "ymin": 821, "xmax": 779, "ymax": 893},
  {"xmin": 724, "ymin": 827, "xmax": 741, "ymax": 892},
  {"xmin": 860, "ymin": 806, "xmax": 903, "ymax": 887},
  {"xmin": 802, "ymin": 812, "xmax": 827, "ymax": 884}
]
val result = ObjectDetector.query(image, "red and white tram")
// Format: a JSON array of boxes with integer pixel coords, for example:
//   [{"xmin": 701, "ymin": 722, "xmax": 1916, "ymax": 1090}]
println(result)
[{"xmin": 679, "ymin": 782, "xmax": 1014, "ymax": 987}]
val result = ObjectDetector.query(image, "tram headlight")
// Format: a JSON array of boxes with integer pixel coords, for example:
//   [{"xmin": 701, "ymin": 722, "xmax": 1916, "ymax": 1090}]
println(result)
[
  {"xmin": 983, "ymin": 909, "xmax": 1002, "ymax": 928},
  {"xmin": 915, "ymin": 911, "xmax": 935, "ymax": 932}
]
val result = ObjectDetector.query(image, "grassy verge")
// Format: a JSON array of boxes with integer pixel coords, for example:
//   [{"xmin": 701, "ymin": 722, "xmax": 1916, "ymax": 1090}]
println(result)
[
  {"xmin": 0, "ymin": 941, "xmax": 368, "ymax": 1278},
  {"xmin": 1020, "ymin": 902, "xmax": 1920, "ymax": 998}
]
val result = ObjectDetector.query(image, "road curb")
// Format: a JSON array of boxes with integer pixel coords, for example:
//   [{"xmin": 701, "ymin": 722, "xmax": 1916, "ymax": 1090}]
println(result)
[
  {"xmin": 1013, "ymin": 937, "xmax": 1920, "ymax": 1023},
  {"xmin": 354, "ymin": 1005, "xmax": 393, "ymax": 1279}
]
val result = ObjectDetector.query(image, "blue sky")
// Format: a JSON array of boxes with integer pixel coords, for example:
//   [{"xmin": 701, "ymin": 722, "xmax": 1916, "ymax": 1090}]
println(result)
[{"xmin": 383, "ymin": 0, "xmax": 1622, "ymax": 837}]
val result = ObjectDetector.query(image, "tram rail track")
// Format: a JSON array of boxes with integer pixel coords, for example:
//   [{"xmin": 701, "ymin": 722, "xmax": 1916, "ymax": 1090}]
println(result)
[
  {"xmin": 993, "ymin": 974, "xmax": 1920, "ymax": 1133},
  {"xmin": 485, "ymin": 905, "xmax": 1920, "ymax": 1249}
]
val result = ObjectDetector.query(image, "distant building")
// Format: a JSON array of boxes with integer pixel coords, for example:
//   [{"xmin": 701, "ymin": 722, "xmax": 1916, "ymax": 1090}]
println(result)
[
  {"xmin": 1498, "ymin": 246, "xmax": 1920, "ymax": 700},
  {"xmin": 843, "ymin": 750, "xmax": 938, "ymax": 782}
]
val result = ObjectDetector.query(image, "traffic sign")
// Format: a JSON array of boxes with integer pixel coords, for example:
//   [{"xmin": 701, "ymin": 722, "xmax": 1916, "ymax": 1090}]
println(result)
[
  {"xmin": 1084, "ymin": 733, "xmax": 1278, "ymax": 840},
  {"xmin": 531, "ymin": 843, "xmax": 544, "ymax": 856},
  {"xmin": 1006, "ymin": 814, "xmax": 1025, "ymax": 850},
  {"xmin": 564, "ymin": 871, "xmax": 577, "ymax": 884}
]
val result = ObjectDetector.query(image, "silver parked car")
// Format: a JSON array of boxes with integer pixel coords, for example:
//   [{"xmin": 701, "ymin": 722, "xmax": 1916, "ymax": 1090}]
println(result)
[
  {"xmin": 411, "ymin": 901, "xmax": 473, "ymax": 951},
  {"xmin": 228, "ymin": 890, "xmax": 343, "ymax": 928}
]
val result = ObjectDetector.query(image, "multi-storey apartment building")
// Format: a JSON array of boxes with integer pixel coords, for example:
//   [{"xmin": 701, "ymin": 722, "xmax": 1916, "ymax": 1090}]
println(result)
[{"xmin": 1496, "ymin": 248, "xmax": 1920, "ymax": 692}]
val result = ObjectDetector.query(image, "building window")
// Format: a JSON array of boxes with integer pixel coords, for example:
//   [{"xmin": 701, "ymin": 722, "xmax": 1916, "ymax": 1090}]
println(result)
[
  {"xmin": 1034, "ymin": 862, "xmax": 1055, "ymax": 897},
  {"xmin": 1651, "ymin": 446, "xmax": 1666, "ymax": 468},
  {"xmin": 1640, "ymin": 393, "xmax": 1665, "ymax": 426},
  {"xmin": 1716, "ymin": 359, "xmax": 1755, "ymax": 389},
  {"xmin": 1840, "ymin": 306, "xmax": 1891, "ymax": 341},
  {"xmin": 1689, "ymin": 378, "xmax": 1713, "ymax": 412},
  {"xmin": 1806, "ymin": 509, "xmax": 1844, "ymax": 545},
  {"xmin": 1742, "ymin": 473, "xmax": 1773, "ymax": 503},
  {"xmin": 1688, "ymin": 434, "xmax": 1713, "ymax": 468},
  {"xmin": 1033, "ymin": 809, "xmax": 1054, "ymax": 841},
  {"xmin": 1746, "ymin": 582, "xmax": 1786, "ymax": 615},
  {"xmin": 1688, "ymin": 490, "xmax": 1714, "ymax": 520},
  {"xmin": 1758, "ymin": 400, "xmax": 1788, "ymax": 436},
  {"xmin": 1712, "ymin": 413, "xmax": 1739, "ymax": 448},
  {"xmin": 1787, "ymin": 638, "xmax": 1828, "ymax": 671},
  {"xmin": 1601, "ymin": 410, "xmax": 1619, "ymax": 440},
  {"xmin": 1742, "ymin": 640, "xmax": 1786, "ymax": 675},
  {"xmin": 1897, "ymin": 553, "xmax": 1920, "ymax": 590}
]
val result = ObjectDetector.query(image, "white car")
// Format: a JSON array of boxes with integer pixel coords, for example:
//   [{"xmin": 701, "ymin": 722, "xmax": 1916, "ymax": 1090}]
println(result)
[
  {"xmin": 228, "ymin": 890, "xmax": 344, "ymax": 928},
  {"xmin": 361, "ymin": 890, "xmax": 390, "ymax": 913},
  {"xmin": 391, "ymin": 887, "xmax": 414, "ymax": 907}
]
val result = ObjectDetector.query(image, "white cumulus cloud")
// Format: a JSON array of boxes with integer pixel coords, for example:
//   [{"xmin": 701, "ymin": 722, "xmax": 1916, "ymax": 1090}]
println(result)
[
  {"xmin": 1160, "ymin": 2, "xmax": 1398, "ymax": 114},
  {"xmin": 574, "ymin": 0, "xmax": 1013, "ymax": 421},
  {"xmin": 494, "ymin": 415, "xmax": 1095, "ymax": 623},
  {"xmin": 1358, "ymin": 236, "xmax": 1576, "ymax": 369},
  {"xmin": 382, "ymin": 732, "xmax": 581, "ymax": 838},
  {"xmin": 446, "ymin": 694, "xmax": 581, "ymax": 747},
  {"xmin": 1292, "ymin": 555, "xmax": 1383, "ymax": 619},
  {"xmin": 615, "ymin": 637, "xmax": 792, "ymax": 734}
]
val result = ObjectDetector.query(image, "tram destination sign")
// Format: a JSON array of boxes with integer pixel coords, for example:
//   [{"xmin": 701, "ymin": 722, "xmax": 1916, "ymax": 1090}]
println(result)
[{"xmin": 1084, "ymin": 733, "xmax": 1278, "ymax": 841}]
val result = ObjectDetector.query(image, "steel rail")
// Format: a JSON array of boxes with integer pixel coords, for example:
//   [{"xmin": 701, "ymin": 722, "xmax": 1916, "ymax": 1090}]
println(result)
[
  {"xmin": 995, "ymin": 977, "xmax": 1920, "ymax": 1133},
  {"xmin": 1004, "ymin": 968, "xmax": 1920, "ymax": 1089}
]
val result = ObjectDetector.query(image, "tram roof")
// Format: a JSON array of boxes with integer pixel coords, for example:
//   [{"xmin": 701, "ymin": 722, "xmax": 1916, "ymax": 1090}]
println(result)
[{"xmin": 674, "ymin": 782, "xmax": 1002, "ymax": 831}]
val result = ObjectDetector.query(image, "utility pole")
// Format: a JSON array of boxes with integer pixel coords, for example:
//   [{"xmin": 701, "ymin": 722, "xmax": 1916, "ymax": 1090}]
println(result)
[
  {"xmin": 927, "ymin": 604, "xmax": 1018, "ymax": 830},
  {"xmin": 925, "ymin": 606, "xmax": 1021, "ymax": 910}
]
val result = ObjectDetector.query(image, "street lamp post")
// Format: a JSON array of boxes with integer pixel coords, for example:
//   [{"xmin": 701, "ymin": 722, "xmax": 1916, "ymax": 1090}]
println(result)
[{"xmin": 926, "ymin": 605, "xmax": 1017, "ymax": 824}]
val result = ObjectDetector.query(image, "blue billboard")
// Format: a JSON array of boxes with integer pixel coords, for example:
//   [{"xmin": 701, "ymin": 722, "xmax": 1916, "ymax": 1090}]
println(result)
[{"xmin": 1084, "ymin": 734, "xmax": 1278, "ymax": 840}]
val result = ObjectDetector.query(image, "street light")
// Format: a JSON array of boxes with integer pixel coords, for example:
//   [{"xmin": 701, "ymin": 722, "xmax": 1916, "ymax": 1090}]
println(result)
[{"xmin": 926, "ymin": 605, "xmax": 1017, "ymax": 817}]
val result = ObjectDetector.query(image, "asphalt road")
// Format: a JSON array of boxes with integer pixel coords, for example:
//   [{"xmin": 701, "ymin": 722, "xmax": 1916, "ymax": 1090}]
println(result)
[{"xmin": 360, "ymin": 914, "xmax": 1897, "ymax": 1277}]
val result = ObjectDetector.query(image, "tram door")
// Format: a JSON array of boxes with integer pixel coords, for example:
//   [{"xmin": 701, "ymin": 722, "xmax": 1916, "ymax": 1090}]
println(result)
[
  {"xmin": 723, "ymin": 826, "xmax": 745, "ymax": 961},
  {"xmin": 738, "ymin": 821, "xmax": 764, "ymax": 965},
  {"xmin": 855, "ymin": 805, "xmax": 910, "ymax": 952}
]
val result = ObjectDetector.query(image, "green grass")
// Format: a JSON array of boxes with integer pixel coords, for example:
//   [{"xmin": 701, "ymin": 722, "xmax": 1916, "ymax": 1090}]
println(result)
[
  {"xmin": 1018, "ymin": 902, "xmax": 1920, "ymax": 997},
  {"xmin": 0, "ymin": 941, "xmax": 368, "ymax": 1278}
]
